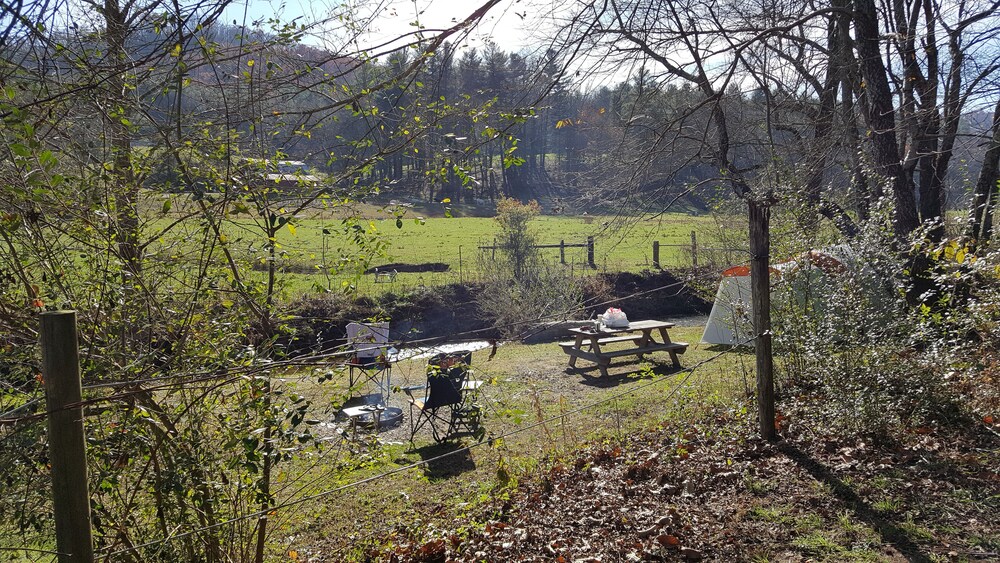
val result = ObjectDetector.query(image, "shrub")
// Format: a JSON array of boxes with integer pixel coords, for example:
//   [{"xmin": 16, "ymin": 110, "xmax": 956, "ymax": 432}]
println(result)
[
  {"xmin": 771, "ymin": 201, "xmax": 965, "ymax": 436},
  {"xmin": 477, "ymin": 199, "xmax": 583, "ymax": 337}
]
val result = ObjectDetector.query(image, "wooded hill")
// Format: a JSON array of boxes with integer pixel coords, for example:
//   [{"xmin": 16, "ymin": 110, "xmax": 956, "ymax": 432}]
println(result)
[{"xmin": 7, "ymin": 9, "xmax": 998, "ymax": 220}]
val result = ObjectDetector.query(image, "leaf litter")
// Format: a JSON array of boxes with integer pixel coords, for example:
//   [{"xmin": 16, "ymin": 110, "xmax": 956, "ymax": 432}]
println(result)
[{"xmin": 380, "ymin": 405, "xmax": 1000, "ymax": 562}]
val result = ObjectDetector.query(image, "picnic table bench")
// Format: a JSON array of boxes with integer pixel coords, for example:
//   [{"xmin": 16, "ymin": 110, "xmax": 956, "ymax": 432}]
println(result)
[{"xmin": 559, "ymin": 319, "xmax": 688, "ymax": 377}]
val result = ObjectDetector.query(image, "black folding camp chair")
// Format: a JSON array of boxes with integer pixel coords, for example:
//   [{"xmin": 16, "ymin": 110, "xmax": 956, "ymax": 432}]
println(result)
[{"xmin": 403, "ymin": 351, "xmax": 482, "ymax": 443}]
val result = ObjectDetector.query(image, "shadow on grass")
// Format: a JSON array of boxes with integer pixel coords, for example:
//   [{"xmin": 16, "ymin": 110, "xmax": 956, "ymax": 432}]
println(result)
[
  {"xmin": 569, "ymin": 362, "xmax": 682, "ymax": 388},
  {"xmin": 410, "ymin": 441, "xmax": 477, "ymax": 482},
  {"xmin": 779, "ymin": 443, "xmax": 933, "ymax": 563},
  {"xmin": 699, "ymin": 343, "xmax": 754, "ymax": 354}
]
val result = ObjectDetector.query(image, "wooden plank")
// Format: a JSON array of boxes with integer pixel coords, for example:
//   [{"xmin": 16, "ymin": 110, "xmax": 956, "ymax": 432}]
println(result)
[
  {"xmin": 595, "ymin": 335, "xmax": 645, "ymax": 345},
  {"xmin": 623, "ymin": 320, "xmax": 676, "ymax": 331},
  {"xmin": 568, "ymin": 320, "xmax": 675, "ymax": 336},
  {"xmin": 559, "ymin": 335, "xmax": 643, "ymax": 348},
  {"xmin": 595, "ymin": 342, "xmax": 689, "ymax": 359},
  {"xmin": 563, "ymin": 342, "xmax": 687, "ymax": 360},
  {"xmin": 560, "ymin": 347, "xmax": 601, "ymax": 364}
]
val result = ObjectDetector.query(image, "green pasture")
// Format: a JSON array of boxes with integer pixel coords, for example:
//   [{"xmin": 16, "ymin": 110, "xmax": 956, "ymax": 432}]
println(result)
[
  {"xmin": 145, "ymin": 203, "xmax": 729, "ymax": 297},
  {"xmin": 250, "ymin": 212, "xmax": 723, "ymax": 295}
]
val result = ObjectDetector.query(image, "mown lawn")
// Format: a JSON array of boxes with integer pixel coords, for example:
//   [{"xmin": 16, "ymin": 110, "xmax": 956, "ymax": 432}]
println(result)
[
  {"xmin": 146, "ymin": 200, "xmax": 730, "ymax": 297},
  {"xmin": 262, "ymin": 326, "xmax": 751, "ymax": 560},
  {"xmin": 263, "ymin": 214, "xmax": 719, "ymax": 296}
]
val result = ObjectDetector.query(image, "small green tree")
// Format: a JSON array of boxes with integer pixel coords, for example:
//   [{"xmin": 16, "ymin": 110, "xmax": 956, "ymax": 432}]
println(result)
[
  {"xmin": 494, "ymin": 198, "xmax": 541, "ymax": 281},
  {"xmin": 0, "ymin": 0, "xmax": 511, "ymax": 558},
  {"xmin": 478, "ymin": 198, "xmax": 582, "ymax": 337}
]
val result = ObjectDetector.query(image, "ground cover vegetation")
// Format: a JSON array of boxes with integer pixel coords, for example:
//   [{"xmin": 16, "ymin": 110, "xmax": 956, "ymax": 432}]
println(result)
[
  {"xmin": 3, "ymin": 0, "xmax": 1000, "ymax": 561},
  {"xmin": 148, "ymin": 204, "xmax": 716, "ymax": 296}
]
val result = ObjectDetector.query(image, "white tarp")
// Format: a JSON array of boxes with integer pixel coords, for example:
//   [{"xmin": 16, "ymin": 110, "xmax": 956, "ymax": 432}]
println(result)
[{"xmin": 701, "ymin": 267, "xmax": 753, "ymax": 346}]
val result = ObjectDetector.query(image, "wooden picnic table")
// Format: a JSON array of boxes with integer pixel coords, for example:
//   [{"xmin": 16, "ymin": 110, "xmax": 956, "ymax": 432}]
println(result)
[{"xmin": 559, "ymin": 320, "xmax": 688, "ymax": 377}]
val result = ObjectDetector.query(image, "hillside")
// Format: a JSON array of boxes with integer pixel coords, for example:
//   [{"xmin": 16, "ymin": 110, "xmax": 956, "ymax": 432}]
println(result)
[
  {"xmin": 385, "ymin": 401, "xmax": 1000, "ymax": 562},
  {"xmin": 280, "ymin": 269, "xmax": 712, "ymax": 355}
]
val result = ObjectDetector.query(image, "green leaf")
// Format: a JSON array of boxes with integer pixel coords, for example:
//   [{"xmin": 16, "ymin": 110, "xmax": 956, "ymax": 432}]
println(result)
[
  {"xmin": 38, "ymin": 150, "xmax": 57, "ymax": 169},
  {"xmin": 161, "ymin": 199, "xmax": 172, "ymax": 214},
  {"xmin": 395, "ymin": 218, "xmax": 403, "ymax": 229},
  {"xmin": 286, "ymin": 223, "xmax": 297, "ymax": 236}
]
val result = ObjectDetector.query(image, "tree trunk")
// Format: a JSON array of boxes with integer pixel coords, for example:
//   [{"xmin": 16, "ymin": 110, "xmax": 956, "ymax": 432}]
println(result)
[
  {"xmin": 834, "ymin": 1, "xmax": 872, "ymax": 219},
  {"xmin": 802, "ymin": 9, "xmax": 842, "ymax": 209},
  {"xmin": 968, "ymin": 97, "xmax": 1000, "ymax": 245},
  {"xmin": 854, "ymin": 0, "xmax": 919, "ymax": 235},
  {"xmin": 103, "ymin": 0, "xmax": 141, "ymax": 277}
]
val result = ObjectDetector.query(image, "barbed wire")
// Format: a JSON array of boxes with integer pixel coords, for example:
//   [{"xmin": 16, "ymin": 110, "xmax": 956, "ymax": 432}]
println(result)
[
  {"xmin": 0, "ymin": 277, "xmax": 709, "ymax": 424},
  {"xmin": 98, "ymin": 339, "xmax": 749, "ymax": 558},
  {"xmin": 0, "ymin": 546, "xmax": 66, "ymax": 556}
]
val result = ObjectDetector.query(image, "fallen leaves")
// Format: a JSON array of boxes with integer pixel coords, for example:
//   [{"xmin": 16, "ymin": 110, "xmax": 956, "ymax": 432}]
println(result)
[{"xmin": 375, "ymin": 404, "xmax": 1000, "ymax": 562}]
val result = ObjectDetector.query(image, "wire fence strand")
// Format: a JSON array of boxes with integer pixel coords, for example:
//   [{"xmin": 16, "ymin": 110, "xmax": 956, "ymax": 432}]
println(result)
[
  {"xmin": 1, "ymin": 278, "xmax": 752, "ymax": 560},
  {"xmin": 1, "ymin": 278, "xmax": 702, "ymax": 425},
  {"xmin": 98, "ymin": 340, "xmax": 748, "ymax": 558}
]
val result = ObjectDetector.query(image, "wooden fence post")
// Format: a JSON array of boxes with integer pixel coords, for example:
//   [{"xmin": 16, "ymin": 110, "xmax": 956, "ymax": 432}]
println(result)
[
  {"xmin": 560, "ymin": 240, "xmax": 566, "ymax": 264},
  {"xmin": 691, "ymin": 230, "xmax": 698, "ymax": 267},
  {"xmin": 748, "ymin": 202, "xmax": 777, "ymax": 442},
  {"xmin": 652, "ymin": 241, "xmax": 660, "ymax": 269},
  {"xmin": 587, "ymin": 236, "xmax": 595, "ymax": 268},
  {"xmin": 41, "ymin": 311, "xmax": 95, "ymax": 563}
]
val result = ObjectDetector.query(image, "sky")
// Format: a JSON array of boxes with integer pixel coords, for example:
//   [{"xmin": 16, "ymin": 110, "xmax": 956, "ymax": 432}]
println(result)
[
  {"xmin": 217, "ymin": 0, "xmax": 637, "ymax": 90},
  {"xmin": 221, "ymin": 0, "xmax": 548, "ymax": 54}
]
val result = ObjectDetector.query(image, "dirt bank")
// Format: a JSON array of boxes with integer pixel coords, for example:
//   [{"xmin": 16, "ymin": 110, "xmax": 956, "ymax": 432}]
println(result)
[{"xmin": 280, "ymin": 269, "xmax": 711, "ymax": 356}]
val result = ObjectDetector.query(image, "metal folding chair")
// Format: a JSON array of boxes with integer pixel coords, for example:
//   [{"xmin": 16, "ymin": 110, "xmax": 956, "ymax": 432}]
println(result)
[
  {"xmin": 345, "ymin": 322, "xmax": 391, "ymax": 404},
  {"xmin": 403, "ymin": 351, "xmax": 482, "ymax": 443}
]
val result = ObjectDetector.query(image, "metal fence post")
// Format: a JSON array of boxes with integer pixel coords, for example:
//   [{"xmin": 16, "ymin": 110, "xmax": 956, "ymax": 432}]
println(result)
[{"xmin": 41, "ymin": 311, "xmax": 95, "ymax": 563}]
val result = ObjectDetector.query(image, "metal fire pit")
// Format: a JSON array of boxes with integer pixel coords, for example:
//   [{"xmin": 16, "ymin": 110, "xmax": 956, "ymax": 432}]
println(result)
[{"xmin": 341, "ymin": 404, "xmax": 403, "ymax": 431}]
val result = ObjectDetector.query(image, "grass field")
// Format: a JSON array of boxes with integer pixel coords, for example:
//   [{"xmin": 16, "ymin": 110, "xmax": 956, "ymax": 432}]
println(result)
[
  {"xmin": 263, "ymin": 326, "xmax": 752, "ymax": 559},
  {"xmin": 200, "ymin": 210, "xmax": 732, "ymax": 296},
  {"xmin": 143, "ymin": 192, "xmax": 744, "ymax": 297}
]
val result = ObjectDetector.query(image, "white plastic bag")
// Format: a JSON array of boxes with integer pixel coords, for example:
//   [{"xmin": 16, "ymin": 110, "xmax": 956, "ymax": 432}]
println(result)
[{"xmin": 603, "ymin": 307, "xmax": 629, "ymax": 328}]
